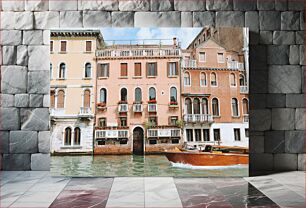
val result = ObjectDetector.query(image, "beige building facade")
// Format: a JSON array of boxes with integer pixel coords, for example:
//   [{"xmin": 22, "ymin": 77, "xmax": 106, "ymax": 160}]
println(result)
[{"xmin": 50, "ymin": 30, "xmax": 103, "ymax": 154}]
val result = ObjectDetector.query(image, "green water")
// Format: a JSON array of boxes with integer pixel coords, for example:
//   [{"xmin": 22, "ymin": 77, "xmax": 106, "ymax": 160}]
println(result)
[{"xmin": 51, "ymin": 155, "xmax": 248, "ymax": 177}]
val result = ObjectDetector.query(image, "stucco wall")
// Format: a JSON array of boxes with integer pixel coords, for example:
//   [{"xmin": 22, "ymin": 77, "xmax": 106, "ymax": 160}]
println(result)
[{"xmin": 0, "ymin": 0, "xmax": 304, "ymax": 175}]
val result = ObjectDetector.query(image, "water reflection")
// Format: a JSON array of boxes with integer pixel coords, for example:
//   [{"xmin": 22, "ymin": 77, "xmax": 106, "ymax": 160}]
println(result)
[{"xmin": 51, "ymin": 155, "xmax": 248, "ymax": 177}]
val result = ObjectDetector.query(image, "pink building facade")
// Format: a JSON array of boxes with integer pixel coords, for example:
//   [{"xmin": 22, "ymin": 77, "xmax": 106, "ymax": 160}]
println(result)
[{"xmin": 94, "ymin": 43, "xmax": 183, "ymax": 154}]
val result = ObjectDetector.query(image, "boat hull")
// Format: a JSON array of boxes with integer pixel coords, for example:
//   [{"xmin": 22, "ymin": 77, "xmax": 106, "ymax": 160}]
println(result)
[{"xmin": 164, "ymin": 152, "xmax": 248, "ymax": 166}]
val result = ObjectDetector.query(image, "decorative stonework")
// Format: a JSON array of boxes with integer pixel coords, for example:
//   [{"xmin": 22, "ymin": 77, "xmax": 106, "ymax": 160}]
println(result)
[{"xmin": 0, "ymin": 0, "xmax": 304, "ymax": 175}]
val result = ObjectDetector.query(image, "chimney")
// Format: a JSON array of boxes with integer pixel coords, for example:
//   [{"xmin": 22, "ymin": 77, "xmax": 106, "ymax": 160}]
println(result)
[{"xmin": 173, "ymin": 37, "xmax": 177, "ymax": 46}]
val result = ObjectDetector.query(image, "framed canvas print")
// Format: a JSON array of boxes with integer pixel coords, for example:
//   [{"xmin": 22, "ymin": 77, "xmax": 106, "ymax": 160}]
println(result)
[{"xmin": 49, "ymin": 27, "xmax": 249, "ymax": 177}]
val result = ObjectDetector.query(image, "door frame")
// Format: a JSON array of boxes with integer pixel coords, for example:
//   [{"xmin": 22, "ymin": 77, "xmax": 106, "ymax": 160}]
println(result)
[{"xmin": 132, "ymin": 126, "xmax": 145, "ymax": 155}]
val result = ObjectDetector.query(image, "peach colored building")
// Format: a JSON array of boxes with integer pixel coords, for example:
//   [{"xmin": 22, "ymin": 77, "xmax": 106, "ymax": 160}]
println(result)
[
  {"xmin": 181, "ymin": 27, "xmax": 249, "ymax": 148},
  {"xmin": 94, "ymin": 41, "xmax": 183, "ymax": 154},
  {"xmin": 49, "ymin": 30, "xmax": 104, "ymax": 154}
]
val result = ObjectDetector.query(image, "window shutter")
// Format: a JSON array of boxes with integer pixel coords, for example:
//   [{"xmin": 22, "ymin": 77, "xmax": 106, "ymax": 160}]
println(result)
[
  {"xmin": 146, "ymin": 63, "xmax": 149, "ymax": 77},
  {"xmin": 155, "ymin": 63, "xmax": 157, "ymax": 76},
  {"xmin": 86, "ymin": 41, "xmax": 92, "ymax": 52},
  {"xmin": 167, "ymin": 62, "xmax": 170, "ymax": 76},
  {"xmin": 175, "ymin": 62, "xmax": 178, "ymax": 75}
]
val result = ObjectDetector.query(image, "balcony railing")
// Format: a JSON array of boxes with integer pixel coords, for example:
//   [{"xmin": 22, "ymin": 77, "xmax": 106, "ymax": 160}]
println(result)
[
  {"xmin": 79, "ymin": 107, "xmax": 93, "ymax": 118},
  {"xmin": 147, "ymin": 129, "xmax": 181, "ymax": 138},
  {"xmin": 50, "ymin": 108, "xmax": 66, "ymax": 117},
  {"xmin": 95, "ymin": 130, "xmax": 129, "ymax": 139},
  {"xmin": 181, "ymin": 59, "xmax": 197, "ymax": 68},
  {"xmin": 243, "ymin": 115, "xmax": 249, "ymax": 123},
  {"xmin": 227, "ymin": 61, "xmax": 244, "ymax": 70},
  {"xmin": 133, "ymin": 104, "xmax": 143, "ymax": 112},
  {"xmin": 240, "ymin": 86, "xmax": 248, "ymax": 94},
  {"xmin": 183, "ymin": 114, "xmax": 213, "ymax": 123},
  {"xmin": 118, "ymin": 104, "xmax": 128, "ymax": 112},
  {"xmin": 148, "ymin": 104, "xmax": 157, "ymax": 112},
  {"xmin": 96, "ymin": 48, "xmax": 181, "ymax": 58}
]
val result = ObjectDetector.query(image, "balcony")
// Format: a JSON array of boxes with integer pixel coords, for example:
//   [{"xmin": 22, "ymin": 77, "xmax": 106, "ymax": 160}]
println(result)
[
  {"xmin": 169, "ymin": 101, "xmax": 179, "ymax": 108},
  {"xmin": 50, "ymin": 108, "xmax": 65, "ymax": 117},
  {"xmin": 118, "ymin": 103, "xmax": 128, "ymax": 112},
  {"xmin": 227, "ymin": 61, "xmax": 244, "ymax": 70},
  {"xmin": 148, "ymin": 103, "xmax": 157, "ymax": 112},
  {"xmin": 243, "ymin": 115, "xmax": 249, "ymax": 123},
  {"xmin": 183, "ymin": 114, "xmax": 213, "ymax": 123},
  {"xmin": 96, "ymin": 102, "xmax": 107, "ymax": 110},
  {"xmin": 96, "ymin": 48, "xmax": 180, "ymax": 58},
  {"xmin": 147, "ymin": 129, "xmax": 181, "ymax": 138},
  {"xmin": 95, "ymin": 130, "xmax": 129, "ymax": 139},
  {"xmin": 181, "ymin": 59, "xmax": 197, "ymax": 68},
  {"xmin": 133, "ymin": 103, "xmax": 143, "ymax": 112},
  {"xmin": 240, "ymin": 86, "xmax": 248, "ymax": 94},
  {"xmin": 78, "ymin": 107, "xmax": 93, "ymax": 118}
]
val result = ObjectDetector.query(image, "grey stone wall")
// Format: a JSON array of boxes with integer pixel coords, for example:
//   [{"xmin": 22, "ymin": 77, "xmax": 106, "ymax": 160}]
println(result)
[{"xmin": 0, "ymin": 0, "xmax": 304, "ymax": 175}]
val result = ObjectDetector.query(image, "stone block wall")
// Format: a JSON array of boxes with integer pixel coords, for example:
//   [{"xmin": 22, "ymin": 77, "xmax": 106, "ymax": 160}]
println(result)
[{"xmin": 0, "ymin": 0, "xmax": 304, "ymax": 175}]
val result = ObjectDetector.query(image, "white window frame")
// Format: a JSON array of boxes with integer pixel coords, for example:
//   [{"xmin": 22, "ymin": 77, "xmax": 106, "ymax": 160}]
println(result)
[
  {"xmin": 84, "ymin": 62, "xmax": 92, "ymax": 79},
  {"xmin": 184, "ymin": 71, "xmax": 191, "ymax": 87},
  {"xmin": 210, "ymin": 72, "xmax": 218, "ymax": 87},
  {"xmin": 199, "ymin": 52, "xmax": 206, "ymax": 62},
  {"xmin": 217, "ymin": 52, "xmax": 225, "ymax": 63},
  {"xmin": 229, "ymin": 73, "xmax": 237, "ymax": 87},
  {"xmin": 200, "ymin": 72, "xmax": 207, "ymax": 87},
  {"xmin": 231, "ymin": 97, "xmax": 240, "ymax": 117}
]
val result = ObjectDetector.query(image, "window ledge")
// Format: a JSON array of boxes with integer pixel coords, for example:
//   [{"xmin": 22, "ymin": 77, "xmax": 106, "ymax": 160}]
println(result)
[
  {"xmin": 83, "ymin": 77, "xmax": 92, "ymax": 80},
  {"xmin": 167, "ymin": 75, "xmax": 179, "ymax": 78},
  {"xmin": 133, "ymin": 76, "xmax": 142, "ymax": 79},
  {"xmin": 57, "ymin": 78, "xmax": 66, "ymax": 80},
  {"xmin": 98, "ymin": 77, "xmax": 109, "ymax": 80},
  {"xmin": 119, "ymin": 76, "xmax": 128, "ymax": 79},
  {"xmin": 84, "ymin": 51, "xmax": 92, "ymax": 54},
  {"xmin": 213, "ymin": 115, "xmax": 221, "ymax": 118},
  {"xmin": 232, "ymin": 116, "xmax": 240, "ymax": 118},
  {"xmin": 60, "ymin": 146, "xmax": 82, "ymax": 149},
  {"xmin": 147, "ymin": 76, "xmax": 157, "ymax": 78},
  {"xmin": 58, "ymin": 52, "xmax": 67, "ymax": 54}
]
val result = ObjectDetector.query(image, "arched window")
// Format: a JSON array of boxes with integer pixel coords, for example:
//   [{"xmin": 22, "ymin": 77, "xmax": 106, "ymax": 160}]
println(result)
[
  {"xmin": 231, "ymin": 98, "xmax": 239, "ymax": 116},
  {"xmin": 57, "ymin": 90, "xmax": 65, "ymax": 108},
  {"xmin": 193, "ymin": 98, "xmax": 200, "ymax": 114},
  {"xmin": 185, "ymin": 98, "xmax": 192, "ymax": 114},
  {"xmin": 212, "ymin": 98, "xmax": 219, "ymax": 116},
  {"xmin": 240, "ymin": 74, "xmax": 245, "ymax": 86},
  {"xmin": 135, "ymin": 87, "xmax": 142, "ymax": 102},
  {"xmin": 211, "ymin": 72, "xmax": 217, "ymax": 86},
  {"xmin": 121, "ymin": 88, "xmax": 127, "ymax": 102},
  {"xmin": 170, "ymin": 87, "xmax": 177, "ymax": 102},
  {"xmin": 64, "ymin": 127, "xmax": 71, "ymax": 146},
  {"xmin": 74, "ymin": 127, "xmax": 81, "ymax": 146},
  {"xmin": 83, "ymin": 90, "xmax": 90, "ymax": 108},
  {"xmin": 200, "ymin": 72, "xmax": 207, "ymax": 86},
  {"xmin": 243, "ymin": 99, "xmax": 249, "ymax": 115},
  {"xmin": 230, "ymin": 73, "xmax": 236, "ymax": 86},
  {"xmin": 149, "ymin": 87, "xmax": 156, "ymax": 101},
  {"xmin": 202, "ymin": 98, "xmax": 209, "ymax": 115},
  {"xmin": 50, "ymin": 63, "xmax": 52, "ymax": 80},
  {"xmin": 184, "ymin": 72, "xmax": 191, "ymax": 86},
  {"xmin": 50, "ymin": 90, "xmax": 55, "ymax": 108},
  {"xmin": 85, "ymin": 63, "xmax": 91, "ymax": 78},
  {"xmin": 100, "ymin": 88, "xmax": 107, "ymax": 103},
  {"xmin": 59, "ymin": 63, "xmax": 66, "ymax": 79}
]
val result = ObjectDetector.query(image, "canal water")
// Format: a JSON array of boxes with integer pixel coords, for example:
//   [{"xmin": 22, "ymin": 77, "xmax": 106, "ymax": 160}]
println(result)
[{"xmin": 51, "ymin": 155, "xmax": 248, "ymax": 177}]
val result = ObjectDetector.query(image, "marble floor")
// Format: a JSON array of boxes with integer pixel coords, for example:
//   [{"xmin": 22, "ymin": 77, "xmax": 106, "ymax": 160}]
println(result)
[{"xmin": 1, "ymin": 171, "xmax": 305, "ymax": 208}]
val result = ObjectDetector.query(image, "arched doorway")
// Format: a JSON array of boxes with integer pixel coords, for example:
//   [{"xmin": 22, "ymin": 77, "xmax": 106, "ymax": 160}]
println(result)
[{"xmin": 133, "ymin": 127, "xmax": 144, "ymax": 155}]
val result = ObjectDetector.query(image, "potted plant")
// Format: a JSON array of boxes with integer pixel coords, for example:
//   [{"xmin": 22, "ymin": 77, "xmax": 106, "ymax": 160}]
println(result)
[
  {"xmin": 97, "ymin": 102, "xmax": 106, "ymax": 107},
  {"xmin": 148, "ymin": 99, "xmax": 157, "ymax": 104}
]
